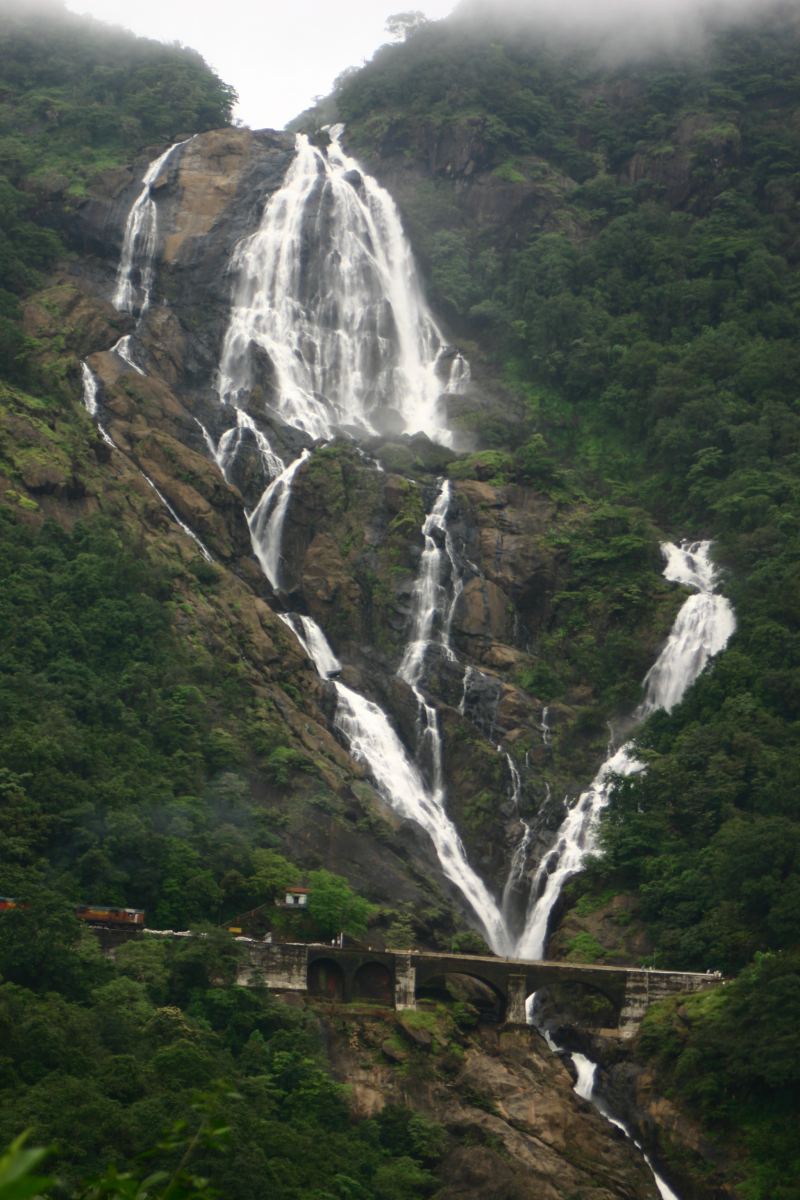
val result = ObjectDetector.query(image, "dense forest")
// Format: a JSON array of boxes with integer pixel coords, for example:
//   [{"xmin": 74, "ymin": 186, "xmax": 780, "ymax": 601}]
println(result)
[
  {"xmin": 1, "ymin": 0, "xmax": 800, "ymax": 1196},
  {"xmin": 309, "ymin": 2, "xmax": 800, "ymax": 1190},
  {"xmin": 0, "ymin": 6, "xmax": 434, "ymax": 1196},
  {"xmin": 0, "ymin": 0, "xmax": 235, "ymax": 383}
]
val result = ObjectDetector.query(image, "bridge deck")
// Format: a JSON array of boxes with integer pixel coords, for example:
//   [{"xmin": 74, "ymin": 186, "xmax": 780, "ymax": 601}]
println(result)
[{"xmin": 401, "ymin": 950, "xmax": 717, "ymax": 982}]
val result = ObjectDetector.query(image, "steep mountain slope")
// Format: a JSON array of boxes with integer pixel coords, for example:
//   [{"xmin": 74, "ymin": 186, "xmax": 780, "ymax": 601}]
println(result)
[
  {"xmin": 2, "ymin": 0, "xmax": 800, "ymax": 1197},
  {"xmin": 293, "ymin": 3, "xmax": 800, "ymax": 1193}
]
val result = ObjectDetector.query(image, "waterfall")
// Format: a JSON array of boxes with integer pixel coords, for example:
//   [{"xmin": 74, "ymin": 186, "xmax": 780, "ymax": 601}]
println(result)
[
  {"xmin": 199, "ymin": 128, "xmax": 512, "ymax": 945},
  {"xmin": 514, "ymin": 540, "xmax": 735, "ymax": 960},
  {"xmin": 533, "ymin": 1012, "xmax": 680, "ymax": 1200},
  {"xmin": 248, "ymin": 450, "xmax": 309, "ymax": 592},
  {"xmin": 112, "ymin": 335, "xmax": 145, "ymax": 376},
  {"xmin": 216, "ymin": 125, "xmax": 460, "ymax": 445},
  {"xmin": 113, "ymin": 139, "xmax": 189, "ymax": 316},
  {"xmin": 217, "ymin": 409, "xmax": 285, "ymax": 483},
  {"xmin": 80, "ymin": 361, "xmax": 99, "ymax": 416},
  {"xmin": 501, "ymin": 753, "xmax": 532, "ymax": 919},
  {"xmin": 576, "ymin": 1062, "xmax": 681, "ymax": 1200},
  {"xmin": 398, "ymin": 480, "xmax": 457, "ymax": 683},
  {"xmin": 281, "ymin": 610, "xmax": 509, "ymax": 951},
  {"xmin": 140, "ymin": 474, "xmax": 214, "ymax": 564}
]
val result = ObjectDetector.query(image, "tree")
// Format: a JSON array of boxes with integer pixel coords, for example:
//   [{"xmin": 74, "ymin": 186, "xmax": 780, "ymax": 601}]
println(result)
[
  {"xmin": 386, "ymin": 12, "xmax": 429, "ymax": 42},
  {"xmin": 306, "ymin": 871, "xmax": 376, "ymax": 941}
]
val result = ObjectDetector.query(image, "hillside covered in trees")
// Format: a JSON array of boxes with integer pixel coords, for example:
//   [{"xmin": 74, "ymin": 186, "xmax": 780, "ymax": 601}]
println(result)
[
  {"xmin": 306, "ymin": 3, "xmax": 800, "ymax": 1188},
  {"xmin": 1, "ymin": 0, "xmax": 799, "ymax": 1197}
]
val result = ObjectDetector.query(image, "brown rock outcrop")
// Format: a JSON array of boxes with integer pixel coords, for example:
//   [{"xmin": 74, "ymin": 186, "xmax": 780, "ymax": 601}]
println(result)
[{"xmin": 325, "ymin": 1013, "xmax": 660, "ymax": 1200}]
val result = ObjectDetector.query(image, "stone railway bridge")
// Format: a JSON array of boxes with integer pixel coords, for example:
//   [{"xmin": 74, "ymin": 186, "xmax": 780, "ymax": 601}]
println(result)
[{"xmin": 225, "ymin": 942, "xmax": 719, "ymax": 1038}]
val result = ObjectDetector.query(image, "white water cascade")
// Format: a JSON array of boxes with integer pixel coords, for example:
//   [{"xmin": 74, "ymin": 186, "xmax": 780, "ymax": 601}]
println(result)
[
  {"xmin": 501, "ymin": 753, "xmax": 532, "ymax": 919},
  {"xmin": 280, "ymin": 609, "xmax": 510, "ymax": 952},
  {"xmin": 111, "ymin": 334, "xmax": 145, "ymax": 376},
  {"xmin": 513, "ymin": 539, "xmax": 735, "ymax": 961},
  {"xmin": 217, "ymin": 408, "xmax": 285, "ymax": 483},
  {"xmin": 80, "ymin": 361, "xmax": 99, "ymax": 416},
  {"xmin": 248, "ymin": 449, "xmax": 309, "ymax": 592},
  {"xmin": 113, "ymin": 139, "xmax": 189, "ymax": 316},
  {"xmin": 534, "ymin": 1017, "xmax": 679, "ymax": 1200},
  {"xmin": 397, "ymin": 480, "xmax": 459, "ymax": 795},
  {"xmin": 197, "ymin": 128, "xmax": 511, "ymax": 947},
  {"xmin": 516, "ymin": 542, "xmax": 734, "ymax": 1200},
  {"xmin": 81, "ymin": 360, "xmax": 212, "ymax": 557},
  {"xmin": 140, "ymin": 474, "xmax": 214, "ymax": 564},
  {"xmin": 573, "ymin": 1058, "xmax": 680, "ymax": 1200},
  {"xmin": 216, "ymin": 124, "xmax": 465, "ymax": 445}
]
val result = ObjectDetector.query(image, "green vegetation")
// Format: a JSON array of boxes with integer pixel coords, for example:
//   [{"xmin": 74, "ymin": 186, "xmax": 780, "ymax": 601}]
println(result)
[
  {"xmin": 0, "ymin": 903, "xmax": 443, "ymax": 1199},
  {"xmin": 638, "ymin": 951, "xmax": 800, "ymax": 1198},
  {"xmin": 317, "ymin": 5, "xmax": 800, "ymax": 1185},
  {"xmin": 0, "ymin": 509, "xmax": 353, "ymax": 933},
  {"xmin": 0, "ymin": 0, "xmax": 234, "ymax": 383},
  {"xmin": 2, "ymin": 0, "xmax": 800, "ymax": 1194},
  {"xmin": 306, "ymin": 869, "xmax": 377, "ymax": 940}
]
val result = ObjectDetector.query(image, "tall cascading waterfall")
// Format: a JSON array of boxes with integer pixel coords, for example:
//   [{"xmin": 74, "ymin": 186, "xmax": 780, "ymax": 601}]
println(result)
[
  {"xmin": 205, "ymin": 126, "xmax": 509, "ymax": 948},
  {"xmin": 513, "ymin": 539, "xmax": 736, "ymax": 962},
  {"xmin": 215, "ymin": 124, "xmax": 466, "ymax": 448},
  {"xmin": 106, "ymin": 127, "xmax": 738, "ymax": 978},
  {"xmin": 98, "ymin": 125, "xmax": 741, "ymax": 1198}
]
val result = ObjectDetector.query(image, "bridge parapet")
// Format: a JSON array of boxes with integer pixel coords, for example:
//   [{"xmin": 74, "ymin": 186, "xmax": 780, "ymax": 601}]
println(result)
[
  {"xmin": 137, "ymin": 933, "xmax": 721, "ymax": 1038},
  {"xmin": 238, "ymin": 943, "xmax": 720, "ymax": 1036}
]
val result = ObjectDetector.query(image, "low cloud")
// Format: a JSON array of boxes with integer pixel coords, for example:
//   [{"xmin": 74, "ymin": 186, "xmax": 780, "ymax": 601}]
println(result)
[{"xmin": 453, "ymin": 0, "xmax": 790, "ymax": 58}]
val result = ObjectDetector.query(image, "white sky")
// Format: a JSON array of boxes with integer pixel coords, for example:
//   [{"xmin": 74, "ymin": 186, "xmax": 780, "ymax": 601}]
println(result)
[{"xmin": 62, "ymin": 0, "xmax": 458, "ymax": 130}]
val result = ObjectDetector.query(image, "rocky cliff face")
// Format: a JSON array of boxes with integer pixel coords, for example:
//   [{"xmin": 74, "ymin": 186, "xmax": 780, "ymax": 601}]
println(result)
[
  {"xmin": 320, "ymin": 1005, "xmax": 662, "ymax": 1200},
  {"xmin": 0, "ymin": 114, "xmax": 727, "ymax": 1200},
  {"xmin": 12, "ymin": 124, "xmax": 686, "ymax": 948}
]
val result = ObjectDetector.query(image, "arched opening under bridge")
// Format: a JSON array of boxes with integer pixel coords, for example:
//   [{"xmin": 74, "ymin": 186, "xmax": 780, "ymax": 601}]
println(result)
[
  {"xmin": 416, "ymin": 972, "xmax": 506, "ymax": 1023},
  {"xmin": 532, "ymin": 979, "xmax": 620, "ymax": 1032},
  {"xmin": 308, "ymin": 957, "xmax": 345, "ymax": 1000},
  {"xmin": 352, "ymin": 961, "xmax": 393, "ymax": 1004}
]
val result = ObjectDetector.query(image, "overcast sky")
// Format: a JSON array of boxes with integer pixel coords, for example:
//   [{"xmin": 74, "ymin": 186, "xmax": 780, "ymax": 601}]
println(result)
[
  {"xmin": 61, "ymin": 0, "xmax": 768, "ymax": 130},
  {"xmin": 62, "ymin": 0, "xmax": 458, "ymax": 130}
]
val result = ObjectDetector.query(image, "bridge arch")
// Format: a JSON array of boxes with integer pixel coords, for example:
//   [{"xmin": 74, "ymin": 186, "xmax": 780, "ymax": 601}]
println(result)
[
  {"xmin": 352, "ymin": 961, "xmax": 393, "ymax": 1004},
  {"xmin": 415, "ymin": 971, "xmax": 506, "ymax": 1022},
  {"xmin": 532, "ymin": 978, "xmax": 620, "ymax": 1030},
  {"xmin": 308, "ymin": 957, "xmax": 345, "ymax": 1000}
]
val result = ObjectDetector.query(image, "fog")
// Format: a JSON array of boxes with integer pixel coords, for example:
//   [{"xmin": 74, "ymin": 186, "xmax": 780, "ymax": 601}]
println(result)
[
  {"xmin": 57, "ymin": 0, "xmax": 458, "ymax": 130},
  {"xmin": 454, "ymin": 0, "xmax": 789, "ymax": 57}
]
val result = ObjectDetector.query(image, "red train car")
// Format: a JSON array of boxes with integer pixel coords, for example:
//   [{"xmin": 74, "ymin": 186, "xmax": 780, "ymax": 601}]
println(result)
[
  {"xmin": 0, "ymin": 897, "xmax": 144, "ymax": 927},
  {"xmin": 74, "ymin": 905, "xmax": 145, "ymax": 928}
]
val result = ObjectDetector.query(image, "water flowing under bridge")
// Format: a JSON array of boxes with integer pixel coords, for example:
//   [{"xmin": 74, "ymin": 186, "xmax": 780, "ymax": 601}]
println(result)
[{"xmin": 227, "ymin": 942, "xmax": 718, "ymax": 1038}]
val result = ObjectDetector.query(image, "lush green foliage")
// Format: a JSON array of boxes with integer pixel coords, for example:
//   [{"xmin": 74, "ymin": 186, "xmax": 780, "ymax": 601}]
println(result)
[
  {"xmin": 0, "ymin": 509, "xmax": 350, "ymax": 934},
  {"xmin": 638, "ymin": 951, "xmax": 800, "ymax": 1198},
  {"xmin": 327, "ymin": 7, "xmax": 800, "ymax": 1184},
  {"xmin": 306, "ymin": 869, "xmax": 377, "ymax": 940},
  {"xmin": 0, "ymin": 0, "xmax": 234, "ymax": 382},
  {"xmin": 0, "ymin": 907, "xmax": 441, "ymax": 1199}
]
